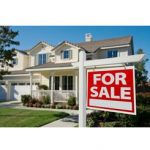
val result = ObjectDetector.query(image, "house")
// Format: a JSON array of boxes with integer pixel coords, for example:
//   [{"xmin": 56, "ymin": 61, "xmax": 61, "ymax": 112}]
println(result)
[{"xmin": 0, "ymin": 34, "xmax": 134, "ymax": 103}]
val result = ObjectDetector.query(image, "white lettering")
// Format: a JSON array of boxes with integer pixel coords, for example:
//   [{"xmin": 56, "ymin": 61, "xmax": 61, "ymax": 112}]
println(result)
[
  {"xmin": 116, "ymin": 73, "xmax": 127, "ymax": 85},
  {"xmin": 99, "ymin": 87, "xmax": 110, "ymax": 98},
  {"xmin": 121, "ymin": 87, "xmax": 131, "ymax": 100},
  {"xmin": 90, "ymin": 86, "xmax": 98, "ymax": 97},
  {"xmin": 93, "ymin": 74, "xmax": 101, "ymax": 85},
  {"xmin": 102, "ymin": 73, "xmax": 114, "ymax": 85}
]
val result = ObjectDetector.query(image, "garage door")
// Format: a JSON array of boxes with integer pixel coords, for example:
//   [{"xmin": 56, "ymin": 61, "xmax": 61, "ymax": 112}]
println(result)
[
  {"xmin": 10, "ymin": 85, "xmax": 37, "ymax": 101},
  {"xmin": 0, "ymin": 85, "xmax": 7, "ymax": 100}
]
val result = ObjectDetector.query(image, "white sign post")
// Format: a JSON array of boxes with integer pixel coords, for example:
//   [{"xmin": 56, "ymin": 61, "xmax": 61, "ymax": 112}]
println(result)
[
  {"xmin": 79, "ymin": 50, "xmax": 87, "ymax": 127},
  {"xmin": 78, "ymin": 51, "xmax": 145, "ymax": 127}
]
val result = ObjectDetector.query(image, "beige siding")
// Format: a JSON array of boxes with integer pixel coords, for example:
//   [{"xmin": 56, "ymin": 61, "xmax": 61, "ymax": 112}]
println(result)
[
  {"xmin": 9, "ymin": 52, "xmax": 29, "ymax": 71},
  {"xmin": 94, "ymin": 46, "xmax": 131, "ymax": 59}
]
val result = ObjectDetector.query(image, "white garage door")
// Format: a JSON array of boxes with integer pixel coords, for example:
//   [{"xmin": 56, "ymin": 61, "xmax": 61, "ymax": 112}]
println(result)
[
  {"xmin": 0, "ymin": 85, "xmax": 7, "ymax": 100},
  {"xmin": 10, "ymin": 85, "xmax": 37, "ymax": 101}
]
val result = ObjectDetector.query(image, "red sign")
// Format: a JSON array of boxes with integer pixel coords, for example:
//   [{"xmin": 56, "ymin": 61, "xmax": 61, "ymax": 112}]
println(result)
[{"xmin": 87, "ymin": 66, "xmax": 136, "ymax": 115}]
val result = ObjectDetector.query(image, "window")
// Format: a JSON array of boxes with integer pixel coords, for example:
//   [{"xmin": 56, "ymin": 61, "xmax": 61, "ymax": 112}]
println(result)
[
  {"xmin": 61, "ymin": 50, "xmax": 72, "ymax": 59},
  {"xmin": 38, "ymin": 54, "xmax": 47, "ymax": 65},
  {"xmin": 18, "ymin": 83, "xmax": 25, "ymax": 85},
  {"xmin": 11, "ymin": 83, "xmax": 17, "ymax": 86},
  {"xmin": 12, "ymin": 58, "xmax": 18, "ymax": 65},
  {"xmin": 62, "ymin": 76, "xmax": 73, "ymax": 90},
  {"xmin": 107, "ymin": 50, "xmax": 118, "ymax": 58},
  {"xmin": 54, "ymin": 76, "xmax": 60, "ymax": 90}
]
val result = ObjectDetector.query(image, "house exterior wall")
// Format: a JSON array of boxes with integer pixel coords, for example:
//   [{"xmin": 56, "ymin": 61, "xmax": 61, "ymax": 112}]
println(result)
[
  {"xmin": 94, "ymin": 46, "xmax": 132, "ymax": 59},
  {"xmin": 8, "ymin": 52, "xmax": 29, "ymax": 71}
]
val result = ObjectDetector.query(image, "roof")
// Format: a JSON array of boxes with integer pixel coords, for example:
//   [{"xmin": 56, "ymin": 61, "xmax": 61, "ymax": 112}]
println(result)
[
  {"xmin": 51, "ymin": 41, "xmax": 82, "ymax": 51},
  {"xmin": 27, "ymin": 41, "xmax": 54, "ymax": 53},
  {"xmin": 27, "ymin": 62, "xmax": 73, "ymax": 70},
  {"xmin": 10, "ymin": 70, "xmax": 29, "ymax": 75},
  {"xmin": 15, "ymin": 49, "xmax": 28, "ymax": 55},
  {"xmin": 77, "ymin": 36, "xmax": 132, "ymax": 52}
]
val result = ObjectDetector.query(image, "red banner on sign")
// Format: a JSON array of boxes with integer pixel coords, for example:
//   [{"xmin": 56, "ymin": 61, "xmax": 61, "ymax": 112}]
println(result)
[{"xmin": 87, "ymin": 66, "xmax": 136, "ymax": 115}]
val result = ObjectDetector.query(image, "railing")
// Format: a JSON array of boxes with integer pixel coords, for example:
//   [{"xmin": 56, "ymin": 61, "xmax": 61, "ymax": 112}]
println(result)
[{"xmin": 32, "ymin": 90, "xmax": 76, "ymax": 103}]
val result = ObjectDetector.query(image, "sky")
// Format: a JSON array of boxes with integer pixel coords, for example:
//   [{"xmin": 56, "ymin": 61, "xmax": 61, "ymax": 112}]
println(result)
[{"xmin": 11, "ymin": 26, "xmax": 150, "ymax": 78}]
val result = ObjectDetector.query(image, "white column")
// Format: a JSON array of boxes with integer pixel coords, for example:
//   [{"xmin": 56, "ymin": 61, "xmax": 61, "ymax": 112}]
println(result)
[
  {"xmin": 51, "ymin": 74, "xmax": 54, "ymax": 104},
  {"xmin": 60, "ymin": 76, "xmax": 62, "ymax": 91},
  {"xmin": 30, "ymin": 72, "xmax": 33, "ymax": 96},
  {"xmin": 6, "ymin": 81, "xmax": 10, "ymax": 101},
  {"xmin": 79, "ymin": 50, "xmax": 86, "ymax": 127},
  {"xmin": 75, "ymin": 71, "xmax": 78, "ymax": 104}
]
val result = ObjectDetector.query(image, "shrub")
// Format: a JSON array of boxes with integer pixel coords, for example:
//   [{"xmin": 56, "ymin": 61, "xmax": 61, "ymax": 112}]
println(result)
[
  {"xmin": 42, "ymin": 95, "xmax": 51, "ymax": 104},
  {"xmin": 30, "ymin": 98, "xmax": 38, "ymax": 104},
  {"xmin": 68, "ymin": 96, "xmax": 76, "ymax": 106},
  {"xmin": 38, "ymin": 85, "xmax": 48, "ymax": 90},
  {"xmin": 87, "ymin": 111, "xmax": 101, "ymax": 127},
  {"xmin": 56, "ymin": 104, "xmax": 63, "ymax": 109},
  {"xmin": 21, "ymin": 95, "xmax": 32, "ymax": 104}
]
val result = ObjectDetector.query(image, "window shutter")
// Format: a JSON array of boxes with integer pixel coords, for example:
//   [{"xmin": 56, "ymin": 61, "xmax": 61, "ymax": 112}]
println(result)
[
  {"xmin": 61, "ymin": 51, "xmax": 63, "ymax": 59},
  {"xmin": 69, "ymin": 50, "xmax": 72, "ymax": 59},
  {"xmin": 35, "ymin": 54, "xmax": 38, "ymax": 65}
]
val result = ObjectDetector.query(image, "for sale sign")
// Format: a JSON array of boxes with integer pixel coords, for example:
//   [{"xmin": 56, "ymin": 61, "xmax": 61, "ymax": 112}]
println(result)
[{"xmin": 87, "ymin": 66, "xmax": 136, "ymax": 115}]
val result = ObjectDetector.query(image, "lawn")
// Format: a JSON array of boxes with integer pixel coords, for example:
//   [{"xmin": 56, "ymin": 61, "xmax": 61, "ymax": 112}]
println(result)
[{"xmin": 0, "ymin": 108, "xmax": 69, "ymax": 127}]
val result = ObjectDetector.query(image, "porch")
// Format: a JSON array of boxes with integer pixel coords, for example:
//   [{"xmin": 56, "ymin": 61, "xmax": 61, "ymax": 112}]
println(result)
[
  {"xmin": 29, "ymin": 68, "xmax": 79, "ymax": 104},
  {"xmin": 32, "ymin": 90, "xmax": 76, "ymax": 103}
]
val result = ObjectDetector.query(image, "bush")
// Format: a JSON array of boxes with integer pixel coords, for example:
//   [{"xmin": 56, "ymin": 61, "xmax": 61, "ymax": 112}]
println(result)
[
  {"xmin": 21, "ymin": 95, "xmax": 32, "ymax": 104},
  {"xmin": 87, "ymin": 111, "xmax": 101, "ymax": 127},
  {"xmin": 42, "ymin": 95, "xmax": 51, "ymax": 104},
  {"xmin": 68, "ymin": 96, "xmax": 76, "ymax": 106},
  {"xmin": 38, "ymin": 85, "xmax": 48, "ymax": 90}
]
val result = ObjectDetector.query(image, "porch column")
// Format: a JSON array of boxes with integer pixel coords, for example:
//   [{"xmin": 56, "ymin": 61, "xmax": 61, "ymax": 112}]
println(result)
[
  {"xmin": 75, "ymin": 71, "xmax": 78, "ymax": 104},
  {"xmin": 30, "ymin": 72, "xmax": 33, "ymax": 96},
  {"xmin": 51, "ymin": 74, "xmax": 54, "ymax": 104},
  {"xmin": 6, "ymin": 81, "xmax": 11, "ymax": 101}
]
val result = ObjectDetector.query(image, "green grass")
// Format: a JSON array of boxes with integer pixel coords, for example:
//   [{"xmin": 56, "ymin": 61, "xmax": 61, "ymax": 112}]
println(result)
[{"xmin": 0, "ymin": 108, "xmax": 69, "ymax": 127}]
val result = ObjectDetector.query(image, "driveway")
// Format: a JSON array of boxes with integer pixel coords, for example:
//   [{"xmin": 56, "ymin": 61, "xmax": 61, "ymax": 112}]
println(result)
[{"xmin": 0, "ymin": 101, "xmax": 22, "ymax": 108}]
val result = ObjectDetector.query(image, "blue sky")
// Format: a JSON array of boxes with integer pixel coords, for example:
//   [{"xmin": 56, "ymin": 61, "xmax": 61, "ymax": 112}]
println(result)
[{"xmin": 11, "ymin": 26, "xmax": 150, "ymax": 78}]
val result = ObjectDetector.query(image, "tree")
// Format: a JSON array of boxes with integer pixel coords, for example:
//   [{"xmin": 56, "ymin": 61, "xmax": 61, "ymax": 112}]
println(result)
[
  {"xmin": 135, "ymin": 49, "xmax": 149, "ymax": 91},
  {"xmin": 0, "ymin": 26, "xmax": 19, "ymax": 79}
]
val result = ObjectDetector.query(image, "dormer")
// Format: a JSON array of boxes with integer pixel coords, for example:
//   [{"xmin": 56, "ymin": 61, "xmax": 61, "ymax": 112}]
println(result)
[
  {"xmin": 27, "ymin": 42, "xmax": 54, "ymax": 67},
  {"xmin": 52, "ymin": 41, "xmax": 81, "ymax": 63}
]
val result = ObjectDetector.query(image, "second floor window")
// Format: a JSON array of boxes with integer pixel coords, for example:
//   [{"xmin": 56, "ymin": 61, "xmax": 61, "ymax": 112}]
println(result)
[
  {"xmin": 107, "ymin": 50, "xmax": 118, "ymax": 58},
  {"xmin": 61, "ymin": 50, "xmax": 72, "ymax": 59},
  {"xmin": 12, "ymin": 58, "xmax": 18, "ymax": 65},
  {"xmin": 38, "ymin": 54, "xmax": 47, "ymax": 65}
]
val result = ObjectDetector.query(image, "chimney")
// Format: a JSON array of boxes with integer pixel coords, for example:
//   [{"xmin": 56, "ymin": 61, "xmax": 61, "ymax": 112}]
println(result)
[{"xmin": 85, "ymin": 33, "xmax": 93, "ymax": 42}]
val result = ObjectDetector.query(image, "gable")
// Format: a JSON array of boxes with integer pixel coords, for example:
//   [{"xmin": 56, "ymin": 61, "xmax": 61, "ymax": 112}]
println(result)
[
  {"xmin": 29, "ymin": 42, "xmax": 54, "ymax": 55},
  {"xmin": 54, "ymin": 42, "xmax": 80, "ymax": 54}
]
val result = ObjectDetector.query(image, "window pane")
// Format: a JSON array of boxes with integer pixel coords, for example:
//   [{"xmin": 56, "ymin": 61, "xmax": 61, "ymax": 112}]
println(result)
[
  {"xmin": 13, "ymin": 58, "xmax": 18, "ymax": 65},
  {"xmin": 68, "ymin": 76, "xmax": 73, "ymax": 90},
  {"xmin": 107, "ymin": 51, "xmax": 112, "ymax": 58},
  {"xmin": 62, "ymin": 76, "xmax": 67, "ymax": 90},
  {"xmin": 54, "ymin": 76, "xmax": 60, "ymax": 90},
  {"xmin": 63, "ymin": 50, "xmax": 69, "ymax": 59},
  {"xmin": 113, "ymin": 51, "xmax": 118, "ymax": 57},
  {"xmin": 43, "ymin": 54, "xmax": 46, "ymax": 64},
  {"xmin": 38, "ymin": 54, "xmax": 43, "ymax": 65}
]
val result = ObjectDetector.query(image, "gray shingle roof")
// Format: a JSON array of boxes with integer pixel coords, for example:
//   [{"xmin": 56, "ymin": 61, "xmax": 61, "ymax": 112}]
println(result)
[
  {"xmin": 10, "ymin": 70, "xmax": 29, "ymax": 75},
  {"xmin": 27, "ymin": 62, "xmax": 73, "ymax": 70},
  {"xmin": 77, "ymin": 36, "xmax": 132, "ymax": 52}
]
